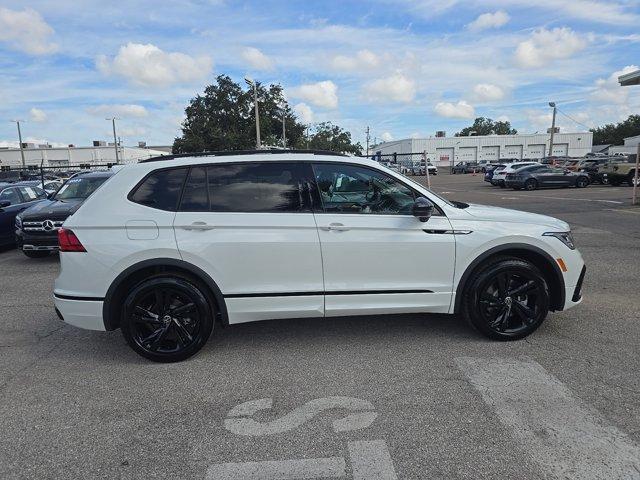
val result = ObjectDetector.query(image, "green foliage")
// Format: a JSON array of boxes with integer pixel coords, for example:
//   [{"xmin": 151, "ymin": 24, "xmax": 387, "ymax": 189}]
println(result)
[
  {"xmin": 455, "ymin": 117, "xmax": 518, "ymax": 137},
  {"xmin": 173, "ymin": 75, "xmax": 360, "ymax": 154},
  {"xmin": 590, "ymin": 115, "xmax": 640, "ymax": 146}
]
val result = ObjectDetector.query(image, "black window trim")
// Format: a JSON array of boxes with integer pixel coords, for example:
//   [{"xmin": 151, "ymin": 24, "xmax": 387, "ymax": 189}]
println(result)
[{"xmin": 129, "ymin": 160, "xmax": 446, "ymax": 216}]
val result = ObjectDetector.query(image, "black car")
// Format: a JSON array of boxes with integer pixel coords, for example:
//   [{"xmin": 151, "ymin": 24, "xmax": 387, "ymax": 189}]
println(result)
[
  {"xmin": 15, "ymin": 171, "xmax": 114, "ymax": 258},
  {"xmin": 0, "ymin": 182, "xmax": 48, "ymax": 248},
  {"xmin": 505, "ymin": 164, "xmax": 590, "ymax": 191}
]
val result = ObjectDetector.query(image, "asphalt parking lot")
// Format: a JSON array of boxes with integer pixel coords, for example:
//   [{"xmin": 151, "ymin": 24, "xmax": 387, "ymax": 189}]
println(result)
[{"xmin": 1, "ymin": 173, "xmax": 639, "ymax": 479}]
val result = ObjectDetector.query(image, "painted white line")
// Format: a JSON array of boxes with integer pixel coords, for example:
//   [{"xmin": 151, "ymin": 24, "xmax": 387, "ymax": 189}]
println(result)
[
  {"xmin": 225, "ymin": 397, "xmax": 377, "ymax": 436},
  {"xmin": 348, "ymin": 440, "xmax": 398, "ymax": 480},
  {"xmin": 457, "ymin": 357, "xmax": 640, "ymax": 480},
  {"xmin": 205, "ymin": 457, "xmax": 346, "ymax": 480}
]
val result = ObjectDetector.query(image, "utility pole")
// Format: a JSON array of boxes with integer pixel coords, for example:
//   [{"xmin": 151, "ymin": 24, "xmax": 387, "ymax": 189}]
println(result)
[
  {"xmin": 365, "ymin": 126, "xmax": 370, "ymax": 158},
  {"xmin": 11, "ymin": 120, "xmax": 26, "ymax": 169},
  {"xmin": 245, "ymin": 77, "xmax": 261, "ymax": 149},
  {"xmin": 548, "ymin": 102, "xmax": 557, "ymax": 157},
  {"xmin": 106, "ymin": 117, "xmax": 120, "ymax": 163},
  {"xmin": 281, "ymin": 106, "xmax": 286, "ymax": 148}
]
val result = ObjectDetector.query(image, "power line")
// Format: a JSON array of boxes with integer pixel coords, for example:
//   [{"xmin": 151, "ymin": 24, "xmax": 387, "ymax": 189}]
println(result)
[{"xmin": 556, "ymin": 108, "xmax": 593, "ymax": 131}]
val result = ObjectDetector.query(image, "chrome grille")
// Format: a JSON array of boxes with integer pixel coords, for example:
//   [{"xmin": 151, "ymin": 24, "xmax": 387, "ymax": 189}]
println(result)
[{"xmin": 22, "ymin": 220, "xmax": 64, "ymax": 232}]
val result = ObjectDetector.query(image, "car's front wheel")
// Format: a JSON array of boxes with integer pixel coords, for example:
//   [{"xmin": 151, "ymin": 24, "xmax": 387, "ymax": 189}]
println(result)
[
  {"xmin": 121, "ymin": 276, "xmax": 214, "ymax": 362},
  {"xmin": 575, "ymin": 176, "xmax": 589, "ymax": 188},
  {"xmin": 524, "ymin": 178, "xmax": 537, "ymax": 191},
  {"xmin": 462, "ymin": 257, "xmax": 550, "ymax": 340}
]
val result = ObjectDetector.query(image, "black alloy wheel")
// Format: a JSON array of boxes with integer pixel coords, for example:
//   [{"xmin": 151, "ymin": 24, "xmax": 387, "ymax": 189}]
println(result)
[
  {"xmin": 575, "ymin": 176, "xmax": 589, "ymax": 188},
  {"xmin": 463, "ymin": 257, "xmax": 550, "ymax": 340},
  {"xmin": 524, "ymin": 178, "xmax": 537, "ymax": 191},
  {"xmin": 121, "ymin": 276, "xmax": 213, "ymax": 362}
]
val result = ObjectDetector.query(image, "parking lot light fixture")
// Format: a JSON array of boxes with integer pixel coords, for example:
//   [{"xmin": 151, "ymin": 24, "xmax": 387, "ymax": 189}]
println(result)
[
  {"xmin": 10, "ymin": 119, "xmax": 26, "ymax": 169},
  {"xmin": 245, "ymin": 77, "xmax": 261, "ymax": 149},
  {"xmin": 105, "ymin": 117, "xmax": 120, "ymax": 164},
  {"xmin": 548, "ymin": 102, "xmax": 557, "ymax": 157}
]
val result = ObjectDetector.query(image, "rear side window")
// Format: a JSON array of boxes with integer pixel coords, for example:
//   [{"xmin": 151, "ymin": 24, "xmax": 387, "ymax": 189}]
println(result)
[
  {"xmin": 180, "ymin": 167, "xmax": 209, "ymax": 211},
  {"xmin": 130, "ymin": 168, "xmax": 188, "ymax": 211},
  {"xmin": 205, "ymin": 162, "xmax": 313, "ymax": 213}
]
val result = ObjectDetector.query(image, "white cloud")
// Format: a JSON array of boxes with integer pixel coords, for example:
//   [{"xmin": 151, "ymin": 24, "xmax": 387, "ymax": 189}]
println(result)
[
  {"xmin": 515, "ymin": 27, "xmax": 587, "ymax": 69},
  {"xmin": 96, "ymin": 43, "xmax": 213, "ymax": 87},
  {"xmin": 29, "ymin": 108, "xmax": 47, "ymax": 122},
  {"xmin": 381, "ymin": 132, "xmax": 394, "ymax": 142},
  {"xmin": 472, "ymin": 83, "xmax": 505, "ymax": 101},
  {"xmin": 364, "ymin": 73, "xmax": 416, "ymax": 103},
  {"xmin": 592, "ymin": 65, "xmax": 638, "ymax": 105},
  {"xmin": 119, "ymin": 126, "xmax": 148, "ymax": 137},
  {"xmin": 241, "ymin": 47, "xmax": 274, "ymax": 71},
  {"xmin": 87, "ymin": 104, "xmax": 149, "ymax": 118},
  {"xmin": 330, "ymin": 49, "xmax": 380, "ymax": 72},
  {"xmin": 293, "ymin": 102, "xmax": 314, "ymax": 123},
  {"xmin": 434, "ymin": 100, "xmax": 475, "ymax": 119},
  {"xmin": 467, "ymin": 11, "xmax": 510, "ymax": 31},
  {"xmin": 0, "ymin": 7, "xmax": 57, "ymax": 55},
  {"xmin": 289, "ymin": 81, "xmax": 338, "ymax": 109},
  {"xmin": 496, "ymin": 115, "xmax": 510, "ymax": 122}
]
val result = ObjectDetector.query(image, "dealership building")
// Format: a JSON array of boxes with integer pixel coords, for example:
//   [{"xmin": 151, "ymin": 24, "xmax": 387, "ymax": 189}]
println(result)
[
  {"xmin": 0, "ymin": 142, "xmax": 171, "ymax": 169},
  {"xmin": 372, "ymin": 132, "xmax": 593, "ymax": 166}
]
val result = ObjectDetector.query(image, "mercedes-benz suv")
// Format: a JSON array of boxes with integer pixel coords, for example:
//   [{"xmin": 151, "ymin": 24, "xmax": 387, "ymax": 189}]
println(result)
[{"xmin": 54, "ymin": 151, "xmax": 585, "ymax": 362}]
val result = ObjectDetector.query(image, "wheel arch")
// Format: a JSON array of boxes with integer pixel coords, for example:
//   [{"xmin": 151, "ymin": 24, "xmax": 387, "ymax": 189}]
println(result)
[
  {"xmin": 454, "ymin": 243, "xmax": 565, "ymax": 314},
  {"xmin": 102, "ymin": 258, "xmax": 228, "ymax": 331}
]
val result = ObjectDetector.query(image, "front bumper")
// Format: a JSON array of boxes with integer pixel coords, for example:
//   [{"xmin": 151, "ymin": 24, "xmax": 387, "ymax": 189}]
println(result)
[
  {"xmin": 16, "ymin": 229, "xmax": 59, "ymax": 251},
  {"xmin": 53, "ymin": 293, "xmax": 106, "ymax": 331}
]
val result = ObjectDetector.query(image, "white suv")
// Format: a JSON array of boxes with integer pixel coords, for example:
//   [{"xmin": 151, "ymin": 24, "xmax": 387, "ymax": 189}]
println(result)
[{"xmin": 54, "ymin": 151, "xmax": 585, "ymax": 362}]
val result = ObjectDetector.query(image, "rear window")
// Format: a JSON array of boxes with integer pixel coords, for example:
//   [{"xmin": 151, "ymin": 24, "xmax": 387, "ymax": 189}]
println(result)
[{"xmin": 130, "ymin": 168, "xmax": 188, "ymax": 211}]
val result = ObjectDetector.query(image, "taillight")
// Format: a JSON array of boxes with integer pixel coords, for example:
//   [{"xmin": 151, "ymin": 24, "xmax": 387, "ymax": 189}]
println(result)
[{"xmin": 58, "ymin": 228, "xmax": 86, "ymax": 252}]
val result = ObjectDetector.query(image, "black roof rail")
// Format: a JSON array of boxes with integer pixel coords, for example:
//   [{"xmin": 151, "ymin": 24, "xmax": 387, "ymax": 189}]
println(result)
[{"xmin": 139, "ymin": 149, "xmax": 349, "ymax": 163}]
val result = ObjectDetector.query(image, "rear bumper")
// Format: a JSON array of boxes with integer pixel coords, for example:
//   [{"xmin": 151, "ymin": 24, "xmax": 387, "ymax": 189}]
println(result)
[{"xmin": 53, "ymin": 293, "xmax": 106, "ymax": 331}]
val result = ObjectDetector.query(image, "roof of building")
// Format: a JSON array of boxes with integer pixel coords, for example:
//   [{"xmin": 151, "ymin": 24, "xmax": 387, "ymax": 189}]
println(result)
[{"xmin": 619, "ymin": 69, "xmax": 640, "ymax": 86}]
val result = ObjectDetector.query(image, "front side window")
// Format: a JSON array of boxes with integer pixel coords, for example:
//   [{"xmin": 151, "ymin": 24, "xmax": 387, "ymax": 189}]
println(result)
[
  {"xmin": 131, "ymin": 168, "xmax": 188, "ymax": 211},
  {"xmin": 206, "ymin": 162, "xmax": 313, "ymax": 213},
  {"xmin": 17, "ymin": 186, "xmax": 46, "ymax": 201},
  {"xmin": 0, "ymin": 188, "xmax": 20, "ymax": 205},
  {"xmin": 313, "ymin": 163, "xmax": 415, "ymax": 215}
]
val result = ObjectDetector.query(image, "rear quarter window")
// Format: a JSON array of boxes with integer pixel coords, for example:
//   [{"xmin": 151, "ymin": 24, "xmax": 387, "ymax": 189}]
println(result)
[{"xmin": 130, "ymin": 168, "xmax": 188, "ymax": 211}]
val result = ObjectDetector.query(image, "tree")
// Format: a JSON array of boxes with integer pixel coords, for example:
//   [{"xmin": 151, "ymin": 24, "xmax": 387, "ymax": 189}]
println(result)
[
  {"xmin": 173, "ymin": 75, "xmax": 360, "ymax": 154},
  {"xmin": 296, "ymin": 122, "xmax": 363, "ymax": 155},
  {"xmin": 455, "ymin": 117, "xmax": 517, "ymax": 136},
  {"xmin": 590, "ymin": 115, "xmax": 640, "ymax": 145}
]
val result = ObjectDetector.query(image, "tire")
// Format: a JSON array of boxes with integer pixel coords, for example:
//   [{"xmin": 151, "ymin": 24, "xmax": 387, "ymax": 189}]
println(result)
[
  {"xmin": 121, "ymin": 276, "xmax": 214, "ymax": 362},
  {"xmin": 628, "ymin": 171, "xmax": 639, "ymax": 187},
  {"xmin": 22, "ymin": 250, "xmax": 50, "ymax": 258},
  {"xmin": 575, "ymin": 176, "xmax": 589, "ymax": 188},
  {"xmin": 524, "ymin": 178, "xmax": 537, "ymax": 191},
  {"xmin": 462, "ymin": 257, "xmax": 550, "ymax": 341}
]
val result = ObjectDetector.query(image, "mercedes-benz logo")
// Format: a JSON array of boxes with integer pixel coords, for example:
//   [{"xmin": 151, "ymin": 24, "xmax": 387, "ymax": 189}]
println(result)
[{"xmin": 42, "ymin": 220, "xmax": 55, "ymax": 231}]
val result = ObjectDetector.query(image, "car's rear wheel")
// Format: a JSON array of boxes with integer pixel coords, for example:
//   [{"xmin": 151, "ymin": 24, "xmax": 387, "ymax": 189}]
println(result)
[
  {"xmin": 628, "ymin": 171, "xmax": 639, "ymax": 187},
  {"xmin": 121, "ymin": 276, "xmax": 214, "ymax": 362},
  {"xmin": 524, "ymin": 178, "xmax": 537, "ymax": 191},
  {"xmin": 575, "ymin": 176, "xmax": 589, "ymax": 188},
  {"xmin": 22, "ymin": 250, "xmax": 50, "ymax": 258},
  {"xmin": 462, "ymin": 257, "xmax": 550, "ymax": 340}
]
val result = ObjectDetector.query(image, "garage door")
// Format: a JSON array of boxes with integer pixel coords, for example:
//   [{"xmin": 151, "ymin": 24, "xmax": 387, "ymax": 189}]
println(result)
[
  {"xmin": 436, "ymin": 148, "xmax": 454, "ymax": 167},
  {"xmin": 481, "ymin": 146, "xmax": 500, "ymax": 161},
  {"xmin": 503, "ymin": 145, "xmax": 523, "ymax": 160},
  {"xmin": 458, "ymin": 147, "xmax": 477, "ymax": 162},
  {"xmin": 552, "ymin": 144, "xmax": 569, "ymax": 156},
  {"xmin": 528, "ymin": 144, "xmax": 545, "ymax": 159}
]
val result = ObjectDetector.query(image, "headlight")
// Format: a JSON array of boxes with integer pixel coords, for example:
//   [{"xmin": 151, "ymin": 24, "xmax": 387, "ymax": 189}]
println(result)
[
  {"xmin": 543, "ymin": 231, "xmax": 575, "ymax": 250},
  {"xmin": 15, "ymin": 215, "xmax": 22, "ymax": 229}
]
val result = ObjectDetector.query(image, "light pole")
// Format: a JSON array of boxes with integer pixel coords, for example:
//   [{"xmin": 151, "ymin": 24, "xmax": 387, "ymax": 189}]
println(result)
[
  {"xmin": 279, "ymin": 103, "xmax": 287, "ymax": 148},
  {"xmin": 548, "ymin": 102, "xmax": 557, "ymax": 157},
  {"xmin": 10, "ymin": 120, "xmax": 26, "ymax": 169},
  {"xmin": 106, "ymin": 117, "xmax": 120, "ymax": 163},
  {"xmin": 365, "ymin": 126, "xmax": 370, "ymax": 158},
  {"xmin": 245, "ymin": 77, "xmax": 261, "ymax": 149}
]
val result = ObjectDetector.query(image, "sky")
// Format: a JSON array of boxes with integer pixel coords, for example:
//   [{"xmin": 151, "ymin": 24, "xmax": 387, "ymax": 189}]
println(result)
[{"xmin": 0, "ymin": 0, "xmax": 639, "ymax": 148}]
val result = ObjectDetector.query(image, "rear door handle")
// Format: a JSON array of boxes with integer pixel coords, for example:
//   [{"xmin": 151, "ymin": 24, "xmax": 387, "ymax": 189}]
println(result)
[
  {"xmin": 182, "ymin": 221, "xmax": 214, "ymax": 231},
  {"xmin": 324, "ymin": 222, "xmax": 349, "ymax": 232}
]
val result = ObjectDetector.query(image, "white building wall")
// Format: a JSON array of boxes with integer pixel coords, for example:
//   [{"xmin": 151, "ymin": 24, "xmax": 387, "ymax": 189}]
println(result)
[
  {"xmin": 372, "ymin": 132, "xmax": 593, "ymax": 167},
  {"xmin": 0, "ymin": 146, "xmax": 169, "ymax": 168}
]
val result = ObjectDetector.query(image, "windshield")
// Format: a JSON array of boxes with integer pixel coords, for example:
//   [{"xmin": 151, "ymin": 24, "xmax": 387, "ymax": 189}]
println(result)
[{"xmin": 54, "ymin": 176, "xmax": 109, "ymax": 200}]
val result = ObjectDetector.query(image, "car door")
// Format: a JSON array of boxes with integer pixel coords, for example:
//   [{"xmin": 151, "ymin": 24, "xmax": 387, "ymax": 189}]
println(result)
[
  {"xmin": 311, "ymin": 162, "xmax": 456, "ymax": 317},
  {"xmin": 173, "ymin": 161, "xmax": 324, "ymax": 324},
  {"xmin": 0, "ymin": 187, "xmax": 27, "ymax": 244}
]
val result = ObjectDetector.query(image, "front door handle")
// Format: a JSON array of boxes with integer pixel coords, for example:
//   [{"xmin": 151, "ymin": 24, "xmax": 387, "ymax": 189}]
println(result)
[
  {"xmin": 182, "ymin": 221, "xmax": 214, "ymax": 231},
  {"xmin": 325, "ymin": 222, "xmax": 349, "ymax": 232}
]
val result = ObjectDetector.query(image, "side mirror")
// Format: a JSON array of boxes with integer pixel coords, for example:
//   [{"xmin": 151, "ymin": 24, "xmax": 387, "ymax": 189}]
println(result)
[
  {"xmin": 0, "ymin": 200, "xmax": 10, "ymax": 209},
  {"xmin": 412, "ymin": 197, "xmax": 434, "ymax": 222}
]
